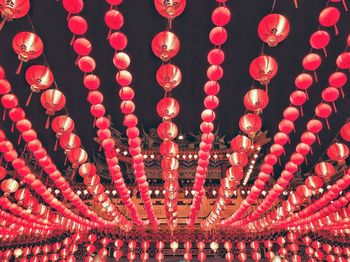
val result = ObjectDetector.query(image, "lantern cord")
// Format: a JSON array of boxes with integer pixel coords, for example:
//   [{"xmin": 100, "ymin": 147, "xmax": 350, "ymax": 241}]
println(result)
[{"xmin": 271, "ymin": 0, "xmax": 277, "ymax": 12}]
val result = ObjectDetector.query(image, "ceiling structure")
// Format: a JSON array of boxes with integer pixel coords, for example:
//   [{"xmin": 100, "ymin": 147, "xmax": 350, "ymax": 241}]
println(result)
[{"xmin": 0, "ymin": 0, "xmax": 350, "ymax": 261}]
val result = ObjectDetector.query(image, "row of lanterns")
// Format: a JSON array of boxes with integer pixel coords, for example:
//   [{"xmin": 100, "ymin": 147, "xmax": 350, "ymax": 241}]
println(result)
[
  {"xmin": 152, "ymin": 0, "xmax": 187, "ymax": 229},
  {"xmin": 188, "ymin": 0, "xmax": 231, "ymax": 226},
  {"xmin": 222, "ymin": 3, "xmax": 348, "ymax": 228},
  {"xmin": 62, "ymin": 0, "xmax": 153, "ymax": 225}
]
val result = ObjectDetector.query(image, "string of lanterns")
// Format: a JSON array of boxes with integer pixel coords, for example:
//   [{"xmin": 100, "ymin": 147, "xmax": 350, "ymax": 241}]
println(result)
[
  {"xmin": 152, "ymin": 0, "xmax": 187, "ymax": 230},
  {"xmin": 187, "ymin": 0, "xmax": 231, "ymax": 227},
  {"xmin": 222, "ymin": 2, "xmax": 348, "ymax": 227},
  {"xmin": 100, "ymin": 0, "xmax": 159, "ymax": 226}
]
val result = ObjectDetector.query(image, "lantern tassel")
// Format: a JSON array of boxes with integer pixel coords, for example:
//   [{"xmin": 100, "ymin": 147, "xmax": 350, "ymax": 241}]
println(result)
[
  {"xmin": 93, "ymin": 117, "xmax": 96, "ymax": 127},
  {"xmin": 11, "ymin": 122, "xmax": 14, "ymax": 133},
  {"xmin": 305, "ymin": 156, "xmax": 308, "ymax": 165},
  {"xmin": 17, "ymin": 134, "xmax": 21, "ymax": 145},
  {"xmin": 107, "ymin": 29, "xmax": 112, "ymax": 39},
  {"xmin": 66, "ymin": 13, "xmax": 71, "ymax": 21},
  {"xmin": 64, "ymin": 154, "xmax": 68, "ymax": 166},
  {"xmin": 54, "ymin": 138, "xmax": 58, "ymax": 151},
  {"xmin": 25, "ymin": 92, "xmax": 34, "ymax": 106},
  {"xmin": 313, "ymin": 71, "xmax": 318, "ymax": 83},
  {"xmin": 326, "ymin": 118, "xmax": 330, "ymax": 130},
  {"xmin": 310, "ymin": 146, "xmax": 313, "ymax": 155},
  {"xmin": 305, "ymin": 90, "xmax": 309, "ymax": 100},
  {"xmin": 75, "ymin": 55, "xmax": 81, "ymax": 65},
  {"xmin": 45, "ymin": 115, "xmax": 51, "ymax": 129},
  {"xmin": 342, "ymin": 0, "xmax": 348, "ymax": 11},
  {"xmin": 0, "ymin": 19, "xmax": 6, "ymax": 31},
  {"xmin": 317, "ymin": 134, "xmax": 321, "ymax": 145},
  {"xmin": 323, "ymin": 47, "xmax": 328, "ymax": 57},
  {"xmin": 2, "ymin": 109, "xmax": 6, "ymax": 121},
  {"xmin": 265, "ymin": 84, "xmax": 268, "ymax": 96},
  {"xmin": 70, "ymin": 34, "xmax": 76, "ymax": 46},
  {"xmin": 300, "ymin": 106, "xmax": 304, "ymax": 117},
  {"xmin": 294, "ymin": 0, "xmax": 298, "ymax": 8},
  {"xmin": 340, "ymin": 87, "xmax": 345, "ymax": 98},
  {"xmin": 332, "ymin": 102, "xmax": 338, "ymax": 113},
  {"xmin": 16, "ymin": 61, "xmax": 23, "ymax": 75},
  {"xmin": 334, "ymin": 24, "xmax": 339, "ymax": 35}
]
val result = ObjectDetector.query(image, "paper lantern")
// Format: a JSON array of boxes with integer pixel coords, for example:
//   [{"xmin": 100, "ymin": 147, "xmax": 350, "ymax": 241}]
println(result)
[
  {"xmin": 249, "ymin": 55, "xmax": 278, "ymax": 87},
  {"xmin": 310, "ymin": 30, "xmax": 330, "ymax": 56},
  {"xmin": 209, "ymin": 26, "xmax": 227, "ymax": 45},
  {"xmin": 109, "ymin": 32, "xmax": 128, "ymax": 50},
  {"xmin": 230, "ymin": 135, "xmax": 252, "ymax": 152},
  {"xmin": 104, "ymin": 9, "xmax": 124, "ymax": 38},
  {"xmin": 154, "ymin": 0, "xmax": 186, "ymax": 19},
  {"xmin": 156, "ymin": 63, "xmax": 182, "ymax": 91},
  {"xmin": 59, "ymin": 132, "xmax": 81, "ymax": 152},
  {"xmin": 302, "ymin": 53, "xmax": 321, "ymax": 82},
  {"xmin": 258, "ymin": 14, "xmax": 290, "ymax": 47},
  {"xmin": 239, "ymin": 113, "xmax": 262, "ymax": 136},
  {"xmin": 315, "ymin": 103, "xmax": 332, "ymax": 129},
  {"xmin": 327, "ymin": 142, "xmax": 349, "ymax": 163},
  {"xmin": 340, "ymin": 122, "xmax": 350, "ymax": 141},
  {"xmin": 328, "ymin": 72, "xmax": 347, "ymax": 98},
  {"xmin": 322, "ymin": 87, "xmax": 340, "ymax": 112},
  {"xmin": 1, "ymin": 178, "xmax": 19, "ymax": 195},
  {"xmin": 157, "ymin": 97, "xmax": 180, "ymax": 120},
  {"xmin": 62, "ymin": 0, "xmax": 83, "ymax": 16},
  {"xmin": 0, "ymin": 0, "xmax": 30, "ymax": 30},
  {"xmin": 68, "ymin": 15, "xmax": 88, "ymax": 44},
  {"xmin": 152, "ymin": 31, "xmax": 180, "ymax": 61},
  {"xmin": 305, "ymin": 175, "xmax": 323, "ymax": 190},
  {"xmin": 40, "ymin": 89, "xmax": 66, "ymax": 128},
  {"xmin": 319, "ymin": 7, "xmax": 341, "ymax": 35},
  {"xmin": 157, "ymin": 121, "xmax": 178, "ymax": 140},
  {"xmin": 12, "ymin": 31, "xmax": 43, "ymax": 74},
  {"xmin": 243, "ymin": 88, "xmax": 269, "ymax": 112},
  {"xmin": 315, "ymin": 161, "xmax": 336, "ymax": 180},
  {"xmin": 336, "ymin": 52, "xmax": 350, "ymax": 70}
]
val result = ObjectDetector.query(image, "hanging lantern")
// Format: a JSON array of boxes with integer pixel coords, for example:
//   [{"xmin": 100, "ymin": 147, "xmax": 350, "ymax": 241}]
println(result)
[
  {"xmin": 322, "ymin": 87, "xmax": 340, "ymax": 112},
  {"xmin": 210, "ymin": 241, "xmax": 219, "ymax": 253},
  {"xmin": 1, "ymin": 94, "xmax": 18, "ymax": 120},
  {"xmin": 68, "ymin": 15, "xmax": 88, "ymax": 45},
  {"xmin": 229, "ymin": 152, "xmax": 248, "ymax": 167},
  {"xmin": 198, "ymin": 252, "xmax": 206, "ymax": 262},
  {"xmin": 336, "ymin": 52, "xmax": 350, "ymax": 70},
  {"xmin": 249, "ymin": 55, "xmax": 278, "ymax": 88},
  {"xmin": 315, "ymin": 161, "xmax": 336, "ymax": 181},
  {"xmin": 239, "ymin": 113, "xmax": 262, "ymax": 136},
  {"xmin": 230, "ymin": 135, "xmax": 252, "ymax": 152},
  {"xmin": 156, "ymin": 63, "xmax": 182, "ymax": 91},
  {"xmin": 51, "ymin": 115, "xmax": 75, "ymax": 150},
  {"xmin": 12, "ymin": 31, "xmax": 44, "ymax": 74},
  {"xmin": 302, "ymin": 53, "xmax": 321, "ymax": 82},
  {"xmin": 68, "ymin": 147, "xmax": 88, "ymax": 168},
  {"xmin": 170, "ymin": 241, "xmax": 179, "ymax": 254},
  {"xmin": 157, "ymin": 121, "xmax": 178, "ymax": 140},
  {"xmin": 62, "ymin": 0, "xmax": 83, "ymax": 18},
  {"xmin": 157, "ymin": 97, "xmax": 180, "ymax": 120},
  {"xmin": 25, "ymin": 65, "xmax": 54, "ymax": 106},
  {"xmin": 340, "ymin": 122, "xmax": 350, "ymax": 141},
  {"xmin": 319, "ymin": 7, "xmax": 341, "ymax": 35},
  {"xmin": 310, "ymin": 30, "xmax": 330, "ymax": 57},
  {"xmin": 154, "ymin": 0, "xmax": 186, "ymax": 19},
  {"xmin": 152, "ymin": 31, "xmax": 180, "ymax": 61},
  {"xmin": 0, "ymin": 0, "xmax": 30, "ymax": 30},
  {"xmin": 104, "ymin": 9, "xmax": 124, "ymax": 38},
  {"xmin": 328, "ymin": 72, "xmax": 347, "ymax": 98},
  {"xmin": 315, "ymin": 102, "xmax": 332, "ymax": 129},
  {"xmin": 327, "ymin": 142, "xmax": 349, "ymax": 164},
  {"xmin": 258, "ymin": 14, "xmax": 290, "ymax": 47},
  {"xmin": 1, "ymin": 178, "xmax": 19, "ymax": 196},
  {"xmin": 184, "ymin": 252, "xmax": 192, "ymax": 262},
  {"xmin": 243, "ymin": 88, "xmax": 269, "ymax": 112},
  {"xmin": 59, "ymin": 132, "xmax": 81, "ymax": 153},
  {"xmin": 40, "ymin": 89, "xmax": 66, "ymax": 128},
  {"xmin": 209, "ymin": 27, "xmax": 228, "ymax": 45},
  {"xmin": 305, "ymin": 175, "xmax": 323, "ymax": 191}
]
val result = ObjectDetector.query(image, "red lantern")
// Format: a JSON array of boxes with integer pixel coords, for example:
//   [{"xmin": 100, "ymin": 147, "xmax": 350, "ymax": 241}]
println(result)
[
  {"xmin": 328, "ymin": 72, "xmax": 347, "ymax": 98},
  {"xmin": 327, "ymin": 142, "xmax": 349, "ymax": 163},
  {"xmin": 302, "ymin": 53, "xmax": 321, "ymax": 82},
  {"xmin": 249, "ymin": 55, "xmax": 278, "ymax": 87},
  {"xmin": 290, "ymin": 90, "xmax": 307, "ymax": 114},
  {"xmin": 315, "ymin": 103, "xmax": 332, "ymax": 129},
  {"xmin": 305, "ymin": 175, "xmax": 323, "ymax": 190},
  {"xmin": 258, "ymin": 14, "xmax": 290, "ymax": 47},
  {"xmin": 315, "ymin": 161, "xmax": 336, "ymax": 180},
  {"xmin": 0, "ymin": 79, "xmax": 11, "ymax": 94},
  {"xmin": 310, "ymin": 30, "xmax": 330, "ymax": 56},
  {"xmin": 68, "ymin": 15, "xmax": 88, "ymax": 44},
  {"xmin": 62, "ymin": 0, "xmax": 83, "ymax": 17},
  {"xmin": 51, "ymin": 115, "xmax": 75, "ymax": 142},
  {"xmin": 109, "ymin": 32, "xmax": 128, "ymax": 50},
  {"xmin": 157, "ymin": 97, "xmax": 180, "ymax": 120},
  {"xmin": 0, "ymin": 0, "xmax": 30, "ymax": 30},
  {"xmin": 230, "ymin": 135, "xmax": 252, "ymax": 152},
  {"xmin": 295, "ymin": 73, "xmax": 313, "ymax": 94},
  {"xmin": 336, "ymin": 52, "xmax": 350, "ymax": 70},
  {"xmin": 322, "ymin": 87, "xmax": 340, "ymax": 112},
  {"xmin": 104, "ymin": 9, "xmax": 124, "ymax": 38},
  {"xmin": 1, "ymin": 178, "xmax": 19, "ymax": 195},
  {"xmin": 156, "ymin": 64, "xmax": 182, "ymax": 91},
  {"xmin": 40, "ymin": 89, "xmax": 66, "ymax": 128},
  {"xmin": 68, "ymin": 147, "xmax": 88, "ymax": 168},
  {"xmin": 208, "ymin": 48, "xmax": 225, "ymax": 65},
  {"xmin": 154, "ymin": 0, "xmax": 186, "ymax": 19},
  {"xmin": 152, "ymin": 31, "xmax": 180, "ymax": 61},
  {"xmin": 209, "ymin": 26, "xmax": 228, "ymax": 45},
  {"xmin": 12, "ymin": 31, "xmax": 43, "ymax": 74},
  {"xmin": 239, "ymin": 113, "xmax": 262, "ymax": 136},
  {"xmin": 113, "ymin": 52, "xmax": 130, "ymax": 70},
  {"xmin": 340, "ymin": 122, "xmax": 350, "ymax": 141},
  {"xmin": 243, "ymin": 88, "xmax": 269, "ymax": 112},
  {"xmin": 330, "ymin": 0, "xmax": 348, "ymax": 11},
  {"xmin": 157, "ymin": 121, "xmax": 178, "ymax": 140},
  {"xmin": 283, "ymin": 106, "xmax": 300, "ymax": 122},
  {"xmin": 319, "ymin": 7, "xmax": 341, "ymax": 35},
  {"xmin": 59, "ymin": 132, "xmax": 81, "ymax": 152}
]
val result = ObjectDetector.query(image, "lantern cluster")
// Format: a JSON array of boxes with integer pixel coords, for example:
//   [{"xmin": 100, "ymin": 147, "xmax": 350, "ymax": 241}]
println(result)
[
  {"xmin": 101, "ymin": 0, "xmax": 158, "ymax": 225},
  {"xmin": 153, "ymin": 0, "xmax": 186, "ymax": 229},
  {"xmin": 188, "ymin": 0, "xmax": 231, "ymax": 227},
  {"xmin": 62, "ymin": 0, "xmax": 149, "ymax": 226}
]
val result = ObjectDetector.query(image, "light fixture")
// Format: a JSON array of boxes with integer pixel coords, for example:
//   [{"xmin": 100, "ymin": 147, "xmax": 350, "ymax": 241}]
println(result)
[{"xmin": 178, "ymin": 135, "xmax": 184, "ymax": 140}]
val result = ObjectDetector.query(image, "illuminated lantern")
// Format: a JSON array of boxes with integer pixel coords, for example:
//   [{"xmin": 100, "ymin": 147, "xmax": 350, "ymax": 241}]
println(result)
[
  {"xmin": 140, "ymin": 252, "xmax": 149, "ymax": 261},
  {"xmin": 184, "ymin": 252, "xmax": 192, "ymax": 262},
  {"xmin": 224, "ymin": 241, "xmax": 233, "ymax": 251},
  {"xmin": 109, "ymin": 32, "xmax": 128, "ymax": 50},
  {"xmin": 315, "ymin": 103, "xmax": 332, "ymax": 129},
  {"xmin": 157, "ymin": 97, "xmax": 180, "ymax": 120},
  {"xmin": 51, "ymin": 115, "xmax": 75, "ymax": 150},
  {"xmin": 184, "ymin": 241, "xmax": 192, "ymax": 251},
  {"xmin": 0, "ymin": 166, "xmax": 6, "ymax": 180},
  {"xmin": 25, "ymin": 65, "xmax": 54, "ymax": 105},
  {"xmin": 208, "ymin": 48, "xmax": 225, "ymax": 65},
  {"xmin": 0, "ymin": 0, "xmax": 30, "ymax": 30},
  {"xmin": 322, "ymin": 87, "xmax": 340, "ymax": 112},
  {"xmin": 14, "ymin": 188, "xmax": 31, "ymax": 204},
  {"xmin": 319, "ymin": 7, "xmax": 341, "ymax": 35},
  {"xmin": 283, "ymin": 106, "xmax": 300, "ymax": 122},
  {"xmin": 197, "ymin": 241, "xmax": 205, "ymax": 251},
  {"xmin": 249, "ymin": 55, "xmax": 278, "ymax": 88},
  {"xmin": 73, "ymin": 38, "xmax": 92, "ymax": 65},
  {"xmin": 310, "ymin": 30, "xmax": 330, "ymax": 56},
  {"xmin": 328, "ymin": 72, "xmax": 347, "ymax": 98},
  {"xmin": 127, "ymin": 251, "xmax": 136, "ymax": 261},
  {"xmin": 315, "ymin": 161, "xmax": 336, "ymax": 181},
  {"xmin": 336, "ymin": 52, "xmax": 350, "ymax": 70},
  {"xmin": 0, "ymin": 79, "xmax": 11, "ymax": 94},
  {"xmin": 229, "ymin": 152, "xmax": 248, "ymax": 167},
  {"xmin": 156, "ymin": 64, "xmax": 182, "ymax": 91},
  {"xmin": 68, "ymin": 147, "xmax": 88, "ymax": 168},
  {"xmin": 62, "ymin": 0, "xmax": 83, "ymax": 17},
  {"xmin": 116, "ymin": 70, "xmax": 132, "ymax": 86},
  {"xmin": 302, "ymin": 53, "xmax": 321, "ymax": 82},
  {"xmin": 154, "ymin": 0, "xmax": 186, "ymax": 19},
  {"xmin": 243, "ymin": 89, "xmax": 269, "ymax": 112},
  {"xmin": 155, "ymin": 252, "xmax": 164, "ymax": 261},
  {"xmin": 1, "ymin": 94, "xmax": 18, "ymax": 119},
  {"xmin": 295, "ymin": 73, "xmax": 313, "ymax": 96},
  {"xmin": 78, "ymin": 56, "xmax": 96, "ymax": 74},
  {"xmin": 156, "ymin": 241, "xmax": 164, "ymax": 250},
  {"xmin": 79, "ymin": 163, "xmax": 96, "ymax": 178},
  {"xmin": 301, "ymin": 132, "xmax": 316, "ymax": 148},
  {"xmin": 307, "ymin": 119, "xmax": 323, "ymax": 144},
  {"xmin": 209, "ymin": 26, "xmax": 227, "ymax": 45},
  {"xmin": 239, "ymin": 113, "xmax": 262, "ymax": 136},
  {"xmin": 152, "ymin": 31, "xmax": 180, "ymax": 61},
  {"xmin": 128, "ymin": 240, "xmax": 137, "ymax": 250},
  {"xmin": 170, "ymin": 241, "xmax": 179, "ymax": 253},
  {"xmin": 237, "ymin": 241, "xmax": 246, "ymax": 251},
  {"xmin": 68, "ymin": 15, "xmax": 88, "ymax": 44},
  {"xmin": 210, "ymin": 241, "xmax": 219, "ymax": 253},
  {"xmin": 252, "ymin": 252, "xmax": 262, "ymax": 261},
  {"xmin": 225, "ymin": 252, "xmax": 234, "ymax": 262},
  {"xmin": 340, "ymin": 122, "xmax": 350, "ymax": 141},
  {"xmin": 305, "ymin": 175, "xmax": 323, "ymax": 190},
  {"xmin": 40, "ymin": 89, "xmax": 66, "ymax": 128},
  {"xmin": 1, "ymin": 178, "xmax": 19, "ymax": 195},
  {"xmin": 113, "ymin": 52, "xmax": 130, "ymax": 70},
  {"xmin": 230, "ymin": 135, "xmax": 251, "ymax": 152},
  {"xmin": 258, "ymin": 14, "xmax": 290, "ymax": 47},
  {"xmin": 238, "ymin": 252, "xmax": 247, "ymax": 261},
  {"xmin": 59, "ymin": 132, "xmax": 81, "ymax": 153},
  {"xmin": 279, "ymin": 119, "xmax": 294, "ymax": 134},
  {"xmin": 327, "ymin": 142, "xmax": 349, "ymax": 163},
  {"xmin": 104, "ymin": 9, "xmax": 124, "ymax": 38},
  {"xmin": 157, "ymin": 121, "xmax": 178, "ymax": 140},
  {"xmin": 266, "ymin": 251, "xmax": 275, "ymax": 260},
  {"xmin": 84, "ymin": 74, "xmax": 100, "ymax": 90},
  {"xmin": 198, "ymin": 252, "xmax": 206, "ymax": 262}
]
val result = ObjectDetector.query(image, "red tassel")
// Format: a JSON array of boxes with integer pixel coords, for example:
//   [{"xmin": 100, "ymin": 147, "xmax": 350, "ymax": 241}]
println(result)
[
  {"xmin": 0, "ymin": 19, "xmax": 6, "ymax": 31},
  {"xmin": 278, "ymin": 157, "xmax": 281, "ymax": 166},
  {"xmin": 305, "ymin": 90, "xmax": 309, "ymax": 100},
  {"xmin": 26, "ymin": 92, "xmax": 33, "ymax": 106},
  {"xmin": 343, "ymin": 0, "xmax": 348, "ymax": 11},
  {"xmin": 313, "ymin": 71, "xmax": 318, "ymax": 83},
  {"xmin": 75, "ymin": 55, "xmax": 81, "ymax": 65},
  {"xmin": 70, "ymin": 34, "xmax": 75, "ymax": 46},
  {"xmin": 99, "ymin": 144, "xmax": 102, "ymax": 152},
  {"xmin": 16, "ymin": 61, "xmax": 23, "ymax": 75},
  {"xmin": 340, "ymin": 87, "xmax": 345, "ymax": 98},
  {"xmin": 332, "ymin": 102, "xmax": 338, "ymax": 113},
  {"xmin": 317, "ymin": 134, "xmax": 321, "ymax": 145},
  {"xmin": 17, "ymin": 134, "xmax": 21, "ymax": 145},
  {"xmin": 294, "ymin": 0, "xmax": 298, "ymax": 8},
  {"xmin": 66, "ymin": 13, "xmax": 71, "ymax": 21},
  {"xmin": 265, "ymin": 84, "xmax": 268, "ymax": 96},
  {"xmin": 300, "ymin": 106, "xmax": 304, "ymax": 117},
  {"xmin": 54, "ymin": 138, "xmax": 58, "ymax": 151},
  {"xmin": 2, "ymin": 109, "xmax": 6, "ymax": 121},
  {"xmin": 45, "ymin": 115, "xmax": 50, "ymax": 129},
  {"xmin": 323, "ymin": 47, "xmax": 327, "ymax": 57},
  {"xmin": 325, "ymin": 118, "xmax": 330, "ymax": 130},
  {"xmin": 11, "ymin": 122, "xmax": 14, "ymax": 133},
  {"xmin": 334, "ymin": 24, "xmax": 339, "ymax": 35},
  {"xmin": 107, "ymin": 29, "xmax": 112, "ymax": 39},
  {"xmin": 93, "ymin": 117, "xmax": 96, "ymax": 127},
  {"xmin": 310, "ymin": 147, "xmax": 313, "ymax": 155},
  {"xmin": 64, "ymin": 154, "xmax": 68, "ymax": 166},
  {"xmin": 305, "ymin": 156, "xmax": 308, "ymax": 165}
]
